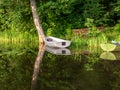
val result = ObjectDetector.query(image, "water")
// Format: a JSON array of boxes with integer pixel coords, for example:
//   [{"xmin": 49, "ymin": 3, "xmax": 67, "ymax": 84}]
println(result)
[{"xmin": 0, "ymin": 43, "xmax": 120, "ymax": 90}]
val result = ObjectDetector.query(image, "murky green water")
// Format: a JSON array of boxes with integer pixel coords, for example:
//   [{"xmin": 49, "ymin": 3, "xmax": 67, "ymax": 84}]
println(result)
[{"xmin": 0, "ymin": 43, "xmax": 120, "ymax": 90}]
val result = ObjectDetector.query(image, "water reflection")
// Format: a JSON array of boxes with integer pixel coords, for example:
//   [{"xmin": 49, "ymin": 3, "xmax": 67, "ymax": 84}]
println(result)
[
  {"xmin": 31, "ymin": 44, "xmax": 46, "ymax": 90},
  {"xmin": 1, "ymin": 42, "xmax": 120, "ymax": 90},
  {"xmin": 46, "ymin": 47, "xmax": 71, "ymax": 55},
  {"xmin": 31, "ymin": 46, "xmax": 71, "ymax": 90},
  {"xmin": 100, "ymin": 52, "xmax": 120, "ymax": 60}
]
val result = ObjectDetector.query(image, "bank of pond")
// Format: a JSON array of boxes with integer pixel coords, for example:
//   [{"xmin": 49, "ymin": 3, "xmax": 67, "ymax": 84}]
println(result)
[{"xmin": 0, "ymin": 27, "xmax": 120, "ymax": 49}]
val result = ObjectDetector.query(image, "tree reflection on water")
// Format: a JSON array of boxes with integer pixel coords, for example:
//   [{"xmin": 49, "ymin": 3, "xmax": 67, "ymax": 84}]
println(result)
[
  {"xmin": 0, "ymin": 43, "xmax": 120, "ymax": 90},
  {"xmin": 31, "ymin": 44, "xmax": 46, "ymax": 90}
]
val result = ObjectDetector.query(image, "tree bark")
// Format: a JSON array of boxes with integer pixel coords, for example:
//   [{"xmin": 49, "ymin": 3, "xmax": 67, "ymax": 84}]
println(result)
[{"xmin": 30, "ymin": 0, "xmax": 45, "ymax": 44}]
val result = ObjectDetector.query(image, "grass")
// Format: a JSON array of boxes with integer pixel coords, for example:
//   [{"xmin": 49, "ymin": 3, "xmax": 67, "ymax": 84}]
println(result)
[
  {"xmin": 0, "ymin": 30, "xmax": 38, "ymax": 43},
  {"xmin": 0, "ymin": 27, "xmax": 120, "ymax": 50},
  {"xmin": 67, "ymin": 27, "xmax": 120, "ymax": 53},
  {"xmin": 70, "ymin": 33, "xmax": 107, "ymax": 48}
]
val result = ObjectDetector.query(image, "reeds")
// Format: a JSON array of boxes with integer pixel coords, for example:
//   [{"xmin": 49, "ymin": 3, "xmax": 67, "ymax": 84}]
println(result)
[
  {"xmin": 71, "ymin": 33, "xmax": 107, "ymax": 48},
  {"xmin": 0, "ymin": 27, "xmax": 119, "ymax": 51},
  {"xmin": 0, "ymin": 30, "xmax": 38, "ymax": 43},
  {"xmin": 71, "ymin": 28, "xmax": 120, "ymax": 56}
]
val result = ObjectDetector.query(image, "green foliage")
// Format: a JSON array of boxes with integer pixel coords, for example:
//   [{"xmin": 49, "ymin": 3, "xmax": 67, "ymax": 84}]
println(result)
[
  {"xmin": 113, "ymin": 24, "xmax": 120, "ymax": 41},
  {"xmin": 82, "ymin": 0, "xmax": 105, "ymax": 25},
  {"xmin": 0, "ymin": 0, "xmax": 120, "ymax": 37},
  {"xmin": 114, "ymin": 23, "xmax": 120, "ymax": 32},
  {"xmin": 85, "ymin": 18, "xmax": 99, "ymax": 37},
  {"xmin": 85, "ymin": 18, "xmax": 95, "ymax": 27},
  {"xmin": 65, "ymin": 27, "xmax": 72, "ymax": 39},
  {"xmin": 37, "ymin": 0, "xmax": 76, "ymax": 36},
  {"xmin": 0, "ymin": 0, "xmax": 34, "ymax": 32},
  {"xmin": 114, "ymin": 0, "xmax": 120, "ymax": 16}
]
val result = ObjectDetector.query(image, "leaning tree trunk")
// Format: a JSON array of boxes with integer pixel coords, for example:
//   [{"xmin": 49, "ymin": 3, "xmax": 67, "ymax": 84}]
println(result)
[{"xmin": 30, "ymin": 0, "xmax": 45, "ymax": 44}]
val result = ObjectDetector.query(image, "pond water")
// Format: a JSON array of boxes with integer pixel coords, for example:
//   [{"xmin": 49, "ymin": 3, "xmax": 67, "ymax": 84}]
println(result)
[{"xmin": 0, "ymin": 43, "xmax": 120, "ymax": 90}]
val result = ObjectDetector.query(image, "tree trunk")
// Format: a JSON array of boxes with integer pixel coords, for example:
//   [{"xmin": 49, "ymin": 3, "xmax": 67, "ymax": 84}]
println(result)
[{"xmin": 30, "ymin": 0, "xmax": 45, "ymax": 44}]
